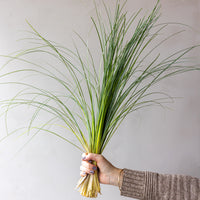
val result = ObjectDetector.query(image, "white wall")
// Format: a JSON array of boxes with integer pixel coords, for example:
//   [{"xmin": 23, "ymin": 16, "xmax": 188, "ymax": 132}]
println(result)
[{"xmin": 0, "ymin": 0, "xmax": 199, "ymax": 200}]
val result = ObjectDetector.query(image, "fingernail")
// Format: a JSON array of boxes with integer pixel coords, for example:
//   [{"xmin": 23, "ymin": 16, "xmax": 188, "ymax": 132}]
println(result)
[
  {"xmin": 92, "ymin": 166, "xmax": 97, "ymax": 170},
  {"xmin": 82, "ymin": 156, "xmax": 86, "ymax": 160},
  {"xmin": 83, "ymin": 172, "xmax": 86, "ymax": 175},
  {"xmin": 88, "ymin": 160, "xmax": 92, "ymax": 163},
  {"xmin": 90, "ymin": 170, "xmax": 94, "ymax": 174}
]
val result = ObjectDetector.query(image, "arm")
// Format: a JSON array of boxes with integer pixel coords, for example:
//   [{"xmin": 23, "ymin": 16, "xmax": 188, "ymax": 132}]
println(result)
[
  {"xmin": 80, "ymin": 153, "xmax": 200, "ymax": 200},
  {"xmin": 121, "ymin": 169, "xmax": 200, "ymax": 200}
]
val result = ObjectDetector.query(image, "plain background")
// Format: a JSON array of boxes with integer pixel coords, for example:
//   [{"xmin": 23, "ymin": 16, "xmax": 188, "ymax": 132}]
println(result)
[{"xmin": 0, "ymin": 0, "xmax": 199, "ymax": 200}]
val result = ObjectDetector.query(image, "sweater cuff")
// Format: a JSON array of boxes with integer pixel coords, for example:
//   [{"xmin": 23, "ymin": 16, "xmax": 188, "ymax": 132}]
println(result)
[{"xmin": 120, "ymin": 168, "xmax": 145, "ymax": 199}]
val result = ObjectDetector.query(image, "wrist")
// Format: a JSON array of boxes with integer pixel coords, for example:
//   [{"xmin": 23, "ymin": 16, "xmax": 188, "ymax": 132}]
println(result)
[{"xmin": 109, "ymin": 168, "xmax": 123, "ymax": 187}]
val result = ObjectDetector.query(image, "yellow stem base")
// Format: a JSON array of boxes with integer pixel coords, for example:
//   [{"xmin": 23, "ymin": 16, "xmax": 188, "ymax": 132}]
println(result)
[{"xmin": 76, "ymin": 170, "xmax": 101, "ymax": 198}]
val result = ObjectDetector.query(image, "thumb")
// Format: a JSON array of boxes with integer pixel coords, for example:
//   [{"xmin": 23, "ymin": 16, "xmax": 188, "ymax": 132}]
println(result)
[{"xmin": 82, "ymin": 153, "xmax": 100, "ymax": 162}]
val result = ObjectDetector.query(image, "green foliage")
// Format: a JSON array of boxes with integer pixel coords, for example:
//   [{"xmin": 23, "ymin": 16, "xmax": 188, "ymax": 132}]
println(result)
[{"xmin": 0, "ymin": 0, "xmax": 199, "ymax": 155}]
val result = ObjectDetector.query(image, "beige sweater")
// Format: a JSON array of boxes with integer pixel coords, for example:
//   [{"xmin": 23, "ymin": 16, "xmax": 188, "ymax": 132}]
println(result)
[{"xmin": 121, "ymin": 168, "xmax": 200, "ymax": 200}]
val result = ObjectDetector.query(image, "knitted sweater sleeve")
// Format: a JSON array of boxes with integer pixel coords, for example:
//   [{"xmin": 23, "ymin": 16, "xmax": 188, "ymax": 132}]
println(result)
[{"xmin": 120, "ymin": 168, "xmax": 200, "ymax": 200}]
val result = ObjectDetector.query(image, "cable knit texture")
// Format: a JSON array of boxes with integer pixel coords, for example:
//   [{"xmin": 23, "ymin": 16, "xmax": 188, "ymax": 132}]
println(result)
[{"xmin": 121, "ymin": 168, "xmax": 200, "ymax": 200}]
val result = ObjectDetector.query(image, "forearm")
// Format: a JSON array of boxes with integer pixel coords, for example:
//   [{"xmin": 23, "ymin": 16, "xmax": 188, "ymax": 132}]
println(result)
[
  {"xmin": 120, "ymin": 169, "xmax": 200, "ymax": 200},
  {"xmin": 80, "ymin": 154, "xmax": 200, "ymax": 199},
  {"xmin": 120, "ymin": 169, "xmax": 146, "ymax": 199}
]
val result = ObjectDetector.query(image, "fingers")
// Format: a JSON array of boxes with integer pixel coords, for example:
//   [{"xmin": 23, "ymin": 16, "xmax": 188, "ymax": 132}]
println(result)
[
  {"xmin": 80, "ymin": 163, "xmax": 96, "ymax": 174},
  {"xmin": 80, "ymin": 160, "xmax": 97, "ymax": 177},
  {"xmin": 82, "ymin": 153, "xmax": 101, "ymax": 162},
  {"xmin": 80, "ymin": 170, "xmax": 87, "ymax": 177},
  {"xmin": 80, "ymin": 153, "xmax": 103, "ymax": 177},
  {"xmin": 82, "ymin": 160, "xmax": 97, "ymax": 171}
]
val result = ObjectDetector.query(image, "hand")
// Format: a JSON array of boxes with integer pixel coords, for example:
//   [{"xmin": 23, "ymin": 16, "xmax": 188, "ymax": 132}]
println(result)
[{"xmin": 80, "ymin": 153, "xmax": 123, "ymax": 187}]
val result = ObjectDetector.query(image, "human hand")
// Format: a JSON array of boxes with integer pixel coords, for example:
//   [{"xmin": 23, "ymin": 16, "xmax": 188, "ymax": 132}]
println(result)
[{"xmin": 80, "ymin": 153, "xmax": 123, "ymax": 187}]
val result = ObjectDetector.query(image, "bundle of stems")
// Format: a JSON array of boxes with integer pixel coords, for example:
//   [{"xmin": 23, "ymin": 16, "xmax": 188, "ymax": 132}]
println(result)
[{"xmin": 0, "ymin": 0, "xmax": 199, "ymax": 197}]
